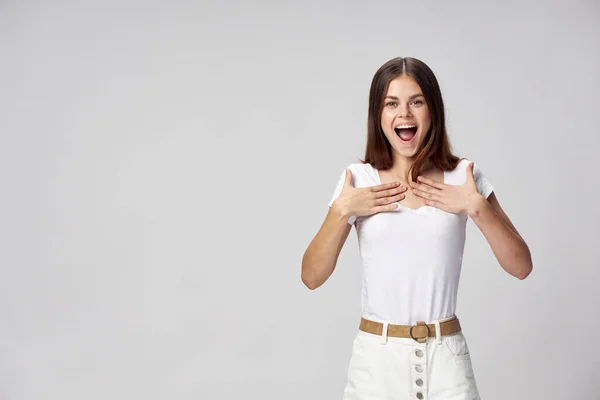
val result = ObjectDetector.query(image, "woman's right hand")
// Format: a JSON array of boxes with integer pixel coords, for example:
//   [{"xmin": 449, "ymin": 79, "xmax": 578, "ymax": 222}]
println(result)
[{"xmin": 332, "ymin": 169, "xmax": 407, "ymax": 219}]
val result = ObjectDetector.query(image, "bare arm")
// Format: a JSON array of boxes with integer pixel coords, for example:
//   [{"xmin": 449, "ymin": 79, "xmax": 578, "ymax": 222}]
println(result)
[
  {"xmin": 468, "ymin": 192, "xmax": 533, "ymax": 280},
  {"xmin": 301, "ymin": 204, "xmax": 352, "ymax": 290},
  {"xmin": 302, "ymin": 168, "xmax": 406, "ymax": 290},
  {"xmin": 412, "ymin": 162, "xmax": 533, "ymax": 280}
]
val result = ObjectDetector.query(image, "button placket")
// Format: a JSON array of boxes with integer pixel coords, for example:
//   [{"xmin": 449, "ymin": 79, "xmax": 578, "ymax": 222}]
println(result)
[
  {"xmin": 409, "ymin": 344, "xmax": 429, "ymax": 399},
  {"xmin": 413, "ymin": 375, "xmax": 428, "ymax": 393}
]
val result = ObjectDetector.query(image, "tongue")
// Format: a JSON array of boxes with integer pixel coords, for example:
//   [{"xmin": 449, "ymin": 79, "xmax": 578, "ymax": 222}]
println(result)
[{"xmin": 398, "ymin": 128, "xmax": 415, "ymax": 141}]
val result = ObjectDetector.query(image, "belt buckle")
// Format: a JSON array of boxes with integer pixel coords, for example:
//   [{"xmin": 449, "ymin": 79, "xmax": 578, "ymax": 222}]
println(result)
[{"xmin": 409, "ymin": 321, "xmax": 431, "ymax": 343}]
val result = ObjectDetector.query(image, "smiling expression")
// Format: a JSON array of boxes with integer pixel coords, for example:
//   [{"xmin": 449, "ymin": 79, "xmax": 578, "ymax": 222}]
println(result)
[{"xmin": 380, "ymin": 74, "xmax": 432, "ymax": 159}]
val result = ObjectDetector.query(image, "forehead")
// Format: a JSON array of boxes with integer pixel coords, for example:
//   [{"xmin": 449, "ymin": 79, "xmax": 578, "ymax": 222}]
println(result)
[{"xmin": 385, "ymin": 75, "xmax": 422, "ymax": 95}]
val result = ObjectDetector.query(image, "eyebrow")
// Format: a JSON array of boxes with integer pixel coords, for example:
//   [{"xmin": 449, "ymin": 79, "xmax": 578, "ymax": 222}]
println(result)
[{"xmin": 384, "ymin": 94, "xmax": 424, "ymax": 100}]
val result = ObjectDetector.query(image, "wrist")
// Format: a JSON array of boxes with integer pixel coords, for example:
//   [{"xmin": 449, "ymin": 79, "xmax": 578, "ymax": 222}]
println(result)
[
  {"xmin": 466, "ymin": 194, "xmax": 489, "ymax": 218},
  {"xmin": 330, "ymin": 201, "xmax": 351, "ymax": 220}
]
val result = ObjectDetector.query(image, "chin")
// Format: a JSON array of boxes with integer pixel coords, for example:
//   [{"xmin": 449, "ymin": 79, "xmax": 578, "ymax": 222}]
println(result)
[
  {"xmin": 394, "ymin": 136, "xmax": 423, "ymax": 158},
  {"xmin": 399, "ymin": 150, "xmax": 419, "ymax": 159}
]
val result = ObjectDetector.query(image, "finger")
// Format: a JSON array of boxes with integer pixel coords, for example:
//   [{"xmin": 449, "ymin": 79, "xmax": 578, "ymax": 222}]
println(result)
[
  {"xmin": 416, "ymin": 175, "xmax": 445, "ymax": 190},
  {"xmin": 374, "ymin": 186, "xmax": 407, "ymax": 199},
  {"xmin": 462, "ymin": 162, "xmax": 479, "ymax": 190},
  {"xmin": 373, "ymin": 203, "xmax": 399, "ymax": 213},
  {"xmin": 411, "ymin": 181, "xmax": 441, "ymax": 196},
  {"xmin": 375, "ymin": 192, "xmax": 405, "ymax": 205},
  {"xmin": 343, "ymin": 169, "xmax": 354, "ymax": 187},
  {"xmin": 421, "ymin": 198, "xmax": 443, "ymax": 209},
  {"xmin": 413, "ymin": 187, "xmax": 442, "ymax": 201},
  {"xmin": 466, "ymin": 162, "xmax": 475, "ymax": 181}
]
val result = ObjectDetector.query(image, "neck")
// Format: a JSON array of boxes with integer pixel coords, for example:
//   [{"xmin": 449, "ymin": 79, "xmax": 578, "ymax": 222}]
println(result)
[{"xmin": 389, "ymin": 155, "xmax": 433, "ymax": 183}]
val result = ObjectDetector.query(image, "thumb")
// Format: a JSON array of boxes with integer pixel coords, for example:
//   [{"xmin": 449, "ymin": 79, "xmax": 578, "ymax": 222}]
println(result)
[
  {"xmin": 343, "ymin": 169, "xmax": 354, "ymax": 188},
  {"xmin": 466, "ymin": 162, "xmax": 476, "ymax": 185}
]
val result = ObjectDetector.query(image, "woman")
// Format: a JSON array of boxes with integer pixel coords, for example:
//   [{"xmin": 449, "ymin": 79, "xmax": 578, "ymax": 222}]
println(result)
[{"xmin": 301, "ymin": 57, "xmax": 533, "ymax": 400}]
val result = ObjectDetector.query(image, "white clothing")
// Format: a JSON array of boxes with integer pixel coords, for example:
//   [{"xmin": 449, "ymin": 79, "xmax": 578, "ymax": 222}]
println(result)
[
  {"xmin": 327, "ymin": 159, "xmax": 494, "ymax": 325},
  {"xmin": 344, "ymin": 316, "xmax": 481, "ymax": 400}
]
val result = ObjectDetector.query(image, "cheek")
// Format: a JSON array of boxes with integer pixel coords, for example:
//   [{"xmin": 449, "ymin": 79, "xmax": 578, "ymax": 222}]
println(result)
[
  {"xmin": 422, "ymin": 108, "xmax": 432, "ymax": 124},
  {"xmin": 418, "ymin": 113, "xmax": 431, "ymax": 131},
  {"xmin": 380, "ymin": 113, "xmax": 393, "ymax": 129}
]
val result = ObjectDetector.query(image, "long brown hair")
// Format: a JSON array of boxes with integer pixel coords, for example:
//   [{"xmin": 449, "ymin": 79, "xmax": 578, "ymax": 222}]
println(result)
[{"xmin": 359, "ymin": 57, "xmax": 461, "ymax": 182}]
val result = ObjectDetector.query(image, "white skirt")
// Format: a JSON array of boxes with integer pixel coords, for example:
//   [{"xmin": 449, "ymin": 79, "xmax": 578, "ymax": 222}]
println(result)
[{"xmin": 343, "ymin": 317, "xmax": 480, "ymax": 400}]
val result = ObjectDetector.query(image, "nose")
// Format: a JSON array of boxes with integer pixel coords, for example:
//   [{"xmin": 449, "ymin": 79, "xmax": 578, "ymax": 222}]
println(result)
[{"xmin": 396, "ymin": 103, "xmax": 412, "ymax": 118}]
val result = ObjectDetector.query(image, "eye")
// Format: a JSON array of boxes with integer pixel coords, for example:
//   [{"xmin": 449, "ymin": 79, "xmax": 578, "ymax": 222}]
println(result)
[
  {"xmin": 385, "ymin": 101, "xmax": 397, "ymax": 107},
  {"xmin": 411, "ymin": 100, "xmax": 424, "ymax": 106}
]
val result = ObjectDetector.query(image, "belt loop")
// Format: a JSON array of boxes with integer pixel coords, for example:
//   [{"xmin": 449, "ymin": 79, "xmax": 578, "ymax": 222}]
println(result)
[
  {"xmin": 381, "ymin": 321, "xmax": 389, "ymax": 344},
  {"xmin": 434, "ymin": 320, "xmax": 442, "ymax": 344}
]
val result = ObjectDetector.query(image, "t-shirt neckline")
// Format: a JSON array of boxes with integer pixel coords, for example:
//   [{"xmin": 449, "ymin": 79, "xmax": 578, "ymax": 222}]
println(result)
[{"xmin": 369, "ymin": 163, "xmax": 447, "ymax": 214}]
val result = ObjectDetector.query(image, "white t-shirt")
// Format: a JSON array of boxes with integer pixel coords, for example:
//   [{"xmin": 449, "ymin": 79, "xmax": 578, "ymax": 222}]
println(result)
[{"xmin": 327, "ymin": 158, "xmax": 494, "ymax": 325}]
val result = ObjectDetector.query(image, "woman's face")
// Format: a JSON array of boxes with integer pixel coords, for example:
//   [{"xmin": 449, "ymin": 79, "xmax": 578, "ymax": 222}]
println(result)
[{"xmin": 380, "ymin": 74, "xmax": 432, "ymax": 160}]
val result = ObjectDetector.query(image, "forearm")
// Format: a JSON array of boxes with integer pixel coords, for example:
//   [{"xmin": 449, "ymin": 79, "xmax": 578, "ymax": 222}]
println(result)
[
  {"xmin": 467, "ymin": 197, "xmax": 533, "ymax": 280},
  {"xmin": 301, "ymin": 205, "xmax": 351, "ymax": 289}
]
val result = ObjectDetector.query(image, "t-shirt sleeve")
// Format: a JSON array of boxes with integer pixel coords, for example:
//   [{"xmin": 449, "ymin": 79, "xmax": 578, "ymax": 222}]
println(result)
[
  {"xmin": 472, "ymin": 162, "xmax": 495, "ymax": 199},
  {"xmin": 327, "ymin": 166, "xmax": 357, "ymax": 225}
]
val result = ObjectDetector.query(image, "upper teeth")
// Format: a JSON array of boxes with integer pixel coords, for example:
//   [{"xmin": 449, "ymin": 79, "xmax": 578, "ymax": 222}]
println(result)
[{"xmin": 395, "ymin": 125, "xmax": 416, "ymax": 129}]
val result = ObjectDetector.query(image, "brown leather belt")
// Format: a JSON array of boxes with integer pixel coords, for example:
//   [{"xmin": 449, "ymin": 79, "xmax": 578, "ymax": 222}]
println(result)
[{"xmin": 359, "ymin": 316, "xmax": 462, "ymax": 343}]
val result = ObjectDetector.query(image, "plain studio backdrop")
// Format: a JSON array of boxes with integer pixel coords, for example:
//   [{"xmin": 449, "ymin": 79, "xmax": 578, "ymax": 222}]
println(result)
[{"xmin": 1, "ymin": 0, "xmax": 598, "ymax": 399}]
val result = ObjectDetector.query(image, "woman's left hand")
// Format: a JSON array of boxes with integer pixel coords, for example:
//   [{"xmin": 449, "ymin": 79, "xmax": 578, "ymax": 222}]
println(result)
[{"xmin": 411, "ymin": 162, "xmax": 484, "ymax": 215}]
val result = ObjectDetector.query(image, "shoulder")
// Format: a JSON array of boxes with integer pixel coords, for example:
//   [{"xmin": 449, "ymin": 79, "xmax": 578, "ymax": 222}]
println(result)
[
  {"xmin": 445, "ymin": 158, "xmax": 469, "ymax": 179},
  {"xmin": 452, "ymin": 158, "xmax": 495, "ymax": 197},
  {"xmin": 341, "ymin": 162, "xmax": 378, "ymax": 188},
  {"xmin": 445, "ymin": 158, "xmax": 489, "ymax": 183},
  {"xmin": 343, "ymin": 162, "xmax": 375, "ymax": 175},
  {"xmin": 449, "ymin": 157, "xmax": 484, "ymax": 173}
]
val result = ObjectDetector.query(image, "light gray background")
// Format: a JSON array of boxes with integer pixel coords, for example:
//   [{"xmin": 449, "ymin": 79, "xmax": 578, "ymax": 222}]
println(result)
[{"xmin": 0, "ymin": 0, "xmax": 598, "ymax": 399}]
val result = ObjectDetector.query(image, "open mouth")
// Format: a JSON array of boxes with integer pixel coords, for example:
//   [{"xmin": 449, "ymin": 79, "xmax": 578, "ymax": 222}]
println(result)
[{"xmin": 394, "ymin": 125, "xmax": 418, "ymax": 142}]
